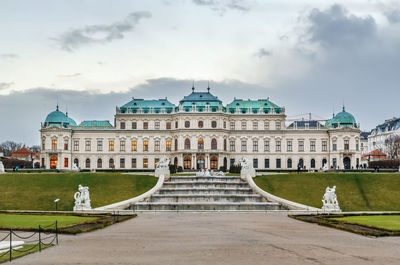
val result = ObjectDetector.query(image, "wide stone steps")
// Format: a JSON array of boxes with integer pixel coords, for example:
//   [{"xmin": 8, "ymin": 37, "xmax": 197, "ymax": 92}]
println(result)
[
  {"xmin": 131, "ymin": 174, "xmax": 284, "ymax": 211},
  {"xmin": 158, "ymin": 187, "xmax": 254, "ymax": 195},
  {"xmin": 150, "ymin": 194, "xmax": 264, "ymax": 203},
  {"xmin": 132, "ymin": 202, "xmax": 281, "ymax": 211}
]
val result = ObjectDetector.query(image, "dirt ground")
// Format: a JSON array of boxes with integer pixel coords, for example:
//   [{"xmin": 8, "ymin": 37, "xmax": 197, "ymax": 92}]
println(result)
[{"xmin": 13, "ymin": 212, "xmax": 400, "ymax": 265}]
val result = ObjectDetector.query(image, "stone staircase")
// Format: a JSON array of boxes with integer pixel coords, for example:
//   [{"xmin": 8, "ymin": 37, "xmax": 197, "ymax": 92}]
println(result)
[{"xmin": 131, "ymin": 175, "xmax": 284, "ymax": 211}]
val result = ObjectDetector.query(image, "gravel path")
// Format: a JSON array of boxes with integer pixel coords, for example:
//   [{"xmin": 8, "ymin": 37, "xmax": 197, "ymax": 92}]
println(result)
[{"xmin": 13, "ymin": 212, "xmax": 400, "ymax": 265}]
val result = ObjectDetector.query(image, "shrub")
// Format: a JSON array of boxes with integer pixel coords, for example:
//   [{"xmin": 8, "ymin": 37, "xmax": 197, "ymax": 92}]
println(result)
[
  {"xmin": 229, "ymin": 164, "xmax": 241, "ymax": 174},
  {"xmin": 369, "ymin": 159, "xmax": 400, "ymax": 169},
  {"xmin": 169, "ymin": 164, "xmax": 177, "ymax": 173},
  {"xmin": 177, "ymin": 166, "xmax": 183, "ymax": 172}
]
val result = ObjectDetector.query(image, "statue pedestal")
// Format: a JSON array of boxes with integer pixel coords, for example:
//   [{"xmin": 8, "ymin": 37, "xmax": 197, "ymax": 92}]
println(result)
[
  {"xmin": 73, "ymin": 204, "xmax": 91, "ymax": 211},
  {"xmin": 240, "ymin": 168, "xmax": 256, "ymax": 180},
  {"xmin": 155, "ymin": 168, "xmax": 170, "ymax": 180}
]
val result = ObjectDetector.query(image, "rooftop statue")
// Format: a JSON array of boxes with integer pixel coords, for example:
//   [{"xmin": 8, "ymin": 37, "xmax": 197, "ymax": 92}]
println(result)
[
  {"xmin": 322, "ymin": 186, "xmax": 341, "ymax": 212},
  {"xmin": 73, "ymin": 185, "xmax": 91, "ymax": 211}
]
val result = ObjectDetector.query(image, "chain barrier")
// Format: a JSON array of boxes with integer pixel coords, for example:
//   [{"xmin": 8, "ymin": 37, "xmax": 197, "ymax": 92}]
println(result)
[{"xmin": 0, "ymin": 221, "xmax": 59, "ymax": 262}]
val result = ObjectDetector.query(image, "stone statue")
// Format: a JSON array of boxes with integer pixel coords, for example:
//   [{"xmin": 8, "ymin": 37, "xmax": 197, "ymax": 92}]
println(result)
[
  {"xmin": 71, "ymin": 163, "xmax": 79, "ymax": 172},
  {"xmin": 73, "ymin": 184, "xmax": 91, "ymax": 211},
  {"xmin": 0, "ymin": 161, "xmax": 5, "ymax": 174},
  {"xmin": 155, "ymin": 156, "xmax": 170, "ymax": 179},
  {"xmin": 322, "ymin": 186, "xmax": 341, "ymax": 212},
  {"xmin": 322, "ymin": 163, "xmax": 329, "ymax": 172},
  {"xmin": 239, "ymin": 157, "xmax": 256, "ymax": 180}
]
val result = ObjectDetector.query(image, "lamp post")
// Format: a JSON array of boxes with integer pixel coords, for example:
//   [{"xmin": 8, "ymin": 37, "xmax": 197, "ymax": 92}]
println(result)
[{"xmin": 54, "ymin": 198, "xmax": 60, "ymax": 211}]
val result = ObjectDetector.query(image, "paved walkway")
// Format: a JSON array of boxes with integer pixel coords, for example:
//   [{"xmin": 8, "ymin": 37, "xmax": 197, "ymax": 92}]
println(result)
[{"xmin": 14, "ymin": 213, "xmax": 400, "ymax": 265}]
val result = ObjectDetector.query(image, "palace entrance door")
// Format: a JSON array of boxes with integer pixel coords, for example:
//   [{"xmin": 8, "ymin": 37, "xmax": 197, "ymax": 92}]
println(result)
[{"xmin": 50, "ymin": 156, "xmax": 58, "ymax": 169}]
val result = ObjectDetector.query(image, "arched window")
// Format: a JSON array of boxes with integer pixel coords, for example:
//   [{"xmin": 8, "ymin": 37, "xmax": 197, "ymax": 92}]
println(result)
[
  {"xmin": 185, "ymin": 121, "xmax": 190, "ymax": 128},
  {"xmin": 287, "ymin": 159, "xmax": 292, "ymax": 168},
  {"xmin": 198, "ymin": 121, "xmax": 204, "ymax": 128},
  {"xmin": 211, "ymin": 138, "xmax": 217, "ymax": 150},
  {"xmin": 211, "ymin": 121, "xmax": 217, "ymax": 128},
  {"xmin": 298, "ymin": 159, "xmax": 304, "ymax": 168},
  {"xmin": 210, "ymin": 156, "xmax": 218, "ymax": 169},
  {"xmin": 97, "ymin": 158, "xmax": 102, "ymax": 168},
  {"xmin": 184, "ymin": 156, "xmax": 191, "ymax": 169},
  {"xmin": 109, "ymin": 158, "xmax": 115, "ymax": 168},
  {"xmin": 175, "ymin": 139, "xmax": 178, "ymax": 151},
  {"xmin": 198, "ymin": 138, "xmax": 204, "ymax": 150},
  {"xmin": 322, "ymin": 158, "xmax": 327, "ymax": 167},
  {"xmin": 311, "ymin": 159, "xmax": 315, "ymax": 168},
  {"xmin": 184, "ymin": 138, "xmax": 191, "ymax": 150},
  {"xmin": 73, "ymin": 158, "xmax": 79, "ymax": 167},
  {"xmin": 85, "ymin": 158, "xmax": 90, "ymax": 168}
]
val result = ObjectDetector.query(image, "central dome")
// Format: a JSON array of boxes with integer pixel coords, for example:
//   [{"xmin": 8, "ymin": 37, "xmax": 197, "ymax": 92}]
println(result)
[
  {"xmin": 44, "ymin": 106, "xmax": 76, "ymax": 128},
  {"xmin": 325, "ymin": 107, "xmax": 357, "ymax": 128}
]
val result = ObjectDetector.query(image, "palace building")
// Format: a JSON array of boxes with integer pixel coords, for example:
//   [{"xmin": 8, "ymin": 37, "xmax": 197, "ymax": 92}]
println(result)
[{"xmin": 40, "ymin": 87, "xmax": 361, "ymax": 170}]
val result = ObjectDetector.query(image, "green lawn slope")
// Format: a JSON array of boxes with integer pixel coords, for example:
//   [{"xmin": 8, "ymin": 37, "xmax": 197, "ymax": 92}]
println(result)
[
  {"xmin": 254, "ymin": 173, "xmax": 400, "ymax": 211},
  {"xmin": 0, "ymin": 173, "xmax": 157, "ymax": 211}
]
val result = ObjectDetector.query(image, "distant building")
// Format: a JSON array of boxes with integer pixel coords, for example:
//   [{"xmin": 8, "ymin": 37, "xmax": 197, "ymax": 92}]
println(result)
[
  {"xmin": 40, "ymin": 88, "xmax": 361, "ymax": 170},
  {"xmin": 360, "ymin": 131, "xmax": 370, "ymax": 155},
  {"xmin": 11, "ymin": 147, "xmax": 40, "ymax": 164},
  {"xmin": 368, "ymin": 117, "xmax": 400, "ymax": 157}
]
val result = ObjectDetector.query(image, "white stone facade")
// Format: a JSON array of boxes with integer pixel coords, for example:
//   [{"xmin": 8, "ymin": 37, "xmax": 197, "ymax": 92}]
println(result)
[
  {"xmin": 40, "ymin": 90, "xmax": 361, "ymax": 170},
  {"xmin": 368, "ymin": 117, "xmax": 400, "ymax": 157}
]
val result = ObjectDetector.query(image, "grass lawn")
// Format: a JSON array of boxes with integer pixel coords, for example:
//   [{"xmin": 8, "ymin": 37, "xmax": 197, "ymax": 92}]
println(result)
[
  {"xmin": 0, "ymin": 172, "xmax": 157, "ymax": 211},
  {"xmin": 0, "ymin": 214, "xmax": 98, "ymax": 229},
  {"xmin": 331, "ymin": 215, "xmax": 400, "ymax": 231},
  {"xmin": 0, "ymin": 244, "xmax": 52, "ymax": 263},
  {"xmin": 254, "ymin": 172, "xmax": 400, "ymax": 211}
]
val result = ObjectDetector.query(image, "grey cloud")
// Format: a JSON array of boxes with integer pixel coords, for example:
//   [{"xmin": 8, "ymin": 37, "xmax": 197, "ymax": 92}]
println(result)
[
  {"xmin": 0, "ymin": 53, "xmax": 19, "ymax": 60},
  {"xmin": 254, "ymin": 48, "xmax": 272, "ymax": 58},
  {"xmin": 306, "ymin": 4, "xmax": 377, "ymax": 48},
  {"xmin": 53, "ymin": 11, "xmax": 151, "ymax": 52},
  {"xmin": 0, "ymin": 82, "xmax": 14, "ymax": 90},
  {"xmin": 193, "ymin": 0, "xmax": 250, "ymax": 14},
  {"xmin": 384, "ymin": 9, "xmax": 400, "ymax": 24}
]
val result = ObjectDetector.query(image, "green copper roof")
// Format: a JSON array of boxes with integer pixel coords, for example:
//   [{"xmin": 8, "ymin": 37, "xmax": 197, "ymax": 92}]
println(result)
[
  {"xmin": 226, "ymin": 99, "xmax": 282, "ymax": 114},
  {"xmin": 120, "ymin": 98, "xmax": 175, "ymax": 114},
  {"xmin": 44, "ymin": 106, "xmax": 77, "ymax": 128},
  {"xmin": 78, "ymin": 120, "xmax": 113, "ymax": 128},
  {"xmin": 325, "ymin": 107, "xmax": 357, "ymax": 128}
]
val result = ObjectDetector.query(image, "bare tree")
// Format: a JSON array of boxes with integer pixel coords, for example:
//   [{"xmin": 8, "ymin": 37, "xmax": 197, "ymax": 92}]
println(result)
[
  {"xmin": 385, "ymin": 134, "xmax": 400, "ymax": 159},
  {"xmin": 0, "ymin": 141, "xmax": 25, "ymax": 156}
]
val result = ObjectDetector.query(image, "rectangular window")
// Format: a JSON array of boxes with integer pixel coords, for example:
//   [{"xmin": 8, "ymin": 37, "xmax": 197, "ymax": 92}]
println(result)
[
  {"xmin": 333, "ymin": 158, "xmax": 337, "ymax": 168},
  {"xmin": 322, "ymin": 141, "xmax": 327, "ymax": 151},
  {"xmin": 155, "ymin": 140, "xmax": 160, "ymax": 151},
  {"xmin": 132, "ymin": 158, "xmax": 137, "ymax": 168},
  {"xmin": 356, "ymin": 140, "xmax": 359, "ymax": 151},
  {"xmin": 230, "ymin": 140, "xmax": 235, "ymax": 152},
  {"xmin": 333, "ymin": 142, "xmax": 337, "ymax": 151},
  {"xmin": 298, "ymin": 141, "xmax": 304, "ymax": 152},
  {"xmin": 64, "ymin": 158, "xmax": 68, "ymax": 168},
  {"xmin": 120, "ymin": 158, "xmax": 125, "ymax": 168},
  {"xmin": 97, "ymin": 140, "xmax": 103, "ymax": 151},
  {"xmin": 74, "ymin": 140, "xmax": 79, "ymax": 151},
  {"xmin": 224, "ymin": 121, "xmax": 226, "ymax": 129},
  {"xmin": 253, "ymin": 140, "xmax": 258, "ymax": 152},
  {"xmin": 64, "ymin": 139, "xmax": 68, "ymax": 150},
  {"xmin": 241, "ymin": 140, "xmax": 247, "ymax": 151},
  {"xmin": 230, "ymin": 122, "xmax": 235, "ymax": 130},
  {"xmin": 175, "ymin": 121, "xmax": 178, "ymax": 128},
  {"xmin": 109, "ymin": 140, "xmax": 114, "ymax": 151},
  {"xmin": 120, "ymin": 141, "xmax": 126, "ymax": 152},
  {"xmin": 264, "ymin": 121, "xmax": 270, "ymax": 130},
  {"xmin": 166, "ymin": 140, "xmax": 172, "ymax": 151},
  {"xmin": 264, "ymin": 141, "xmax": 270, "ymax": 152},
  {"xmin": 52, "ymin": 139, "xmax": 57, "ymax": 151},
  {"xmin": 132, "ymin": 122, "xmax": 137, "ymax": 129},
  {"xmin": 155, "ymin": 122, "xmax": 160, "ymax": 130},
  {"xmin": 131, "ymin": 140, "xmax": 137, "ymax": 151},
  {"xmin": 143, "ymin": 158, "xmax": 148, "ymax": 168},
  {"xmin": 241, "ymin": 121, "xmax": 247, "ymax": 130},
  {"xmin": 166, "ymin": 122, "xmax": 171, "ymax": 130},
  {"xmin": 276, "ymin": 122, "xmax": 281, "ymax": 130},
  {"xmin": 310, "ymin": 141, "xmax": 316, "ymax": 152},
  {"xmin": 143, "ymin": 140, "xmax": 149, "ymax": 151},
  {"xmin": 120, "ymin": 122, "xmax": 125, "ymax": 129},
  {"xmin": 344, "ymin": 140, "xmax": 349, "ymax": 150},
  {"xmin": 264, "ymin": 159, "xmax": 270, "ymax": 168},
  {"xmin": 85, "ymin": 140, "xmax": 91, "ymax": 151},
  {"xmin": 253, "ymin": 122, "xmax": 258, "ymax": 130},
  {"xmin": 143, "ymin": 122, "xmax": 148, "ymax": 130},
  {"xmin": 276, "ymin": 140, "xmax": 281, "ymax": 152},
  {"xmin": 276, "ymin": 158, "xmax": 281, "ymax": 168},
  {"xmin": 253, "ymin": 159, "xmax": 258, "ymax": 169},
  {"xmin": 287, "ymin": 141, "xmax": 292, "ymax": 151}
]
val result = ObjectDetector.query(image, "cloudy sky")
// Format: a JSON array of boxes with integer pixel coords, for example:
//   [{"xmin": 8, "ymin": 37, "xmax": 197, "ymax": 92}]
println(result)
[{"xmin": 1, "ymin": 0, "xmax": 399, "ymax": 145}]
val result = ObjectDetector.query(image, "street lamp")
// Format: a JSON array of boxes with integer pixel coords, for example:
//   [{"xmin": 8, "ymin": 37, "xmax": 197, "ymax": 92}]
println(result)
[{"xmin": 54, "ymin": 198, "xmax": 60, "ymax": 211}]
